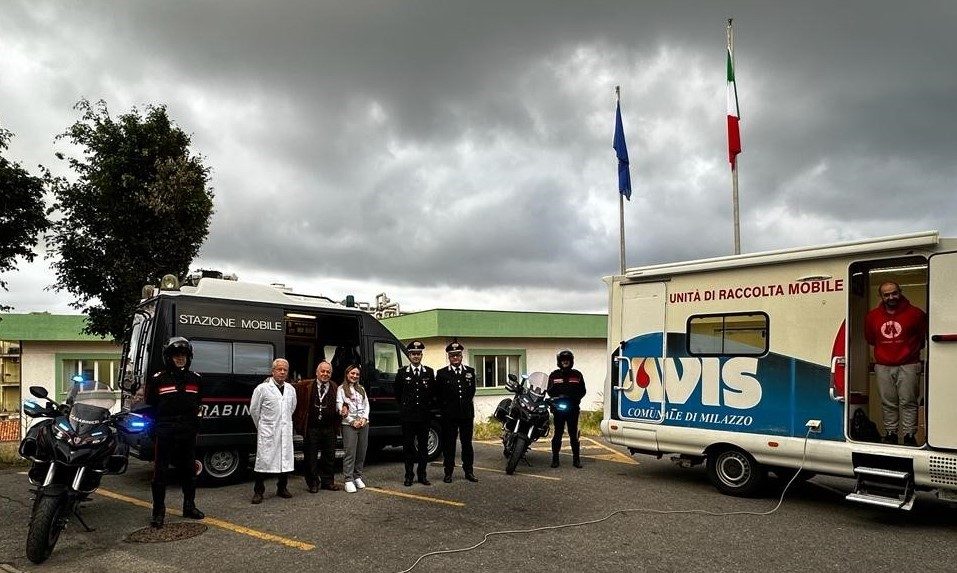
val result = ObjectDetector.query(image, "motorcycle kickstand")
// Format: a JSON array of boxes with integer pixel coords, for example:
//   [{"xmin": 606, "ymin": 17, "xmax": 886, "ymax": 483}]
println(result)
[{"xmin": 74, "ymin": 507, "xmax": 95, "ymax": 532}]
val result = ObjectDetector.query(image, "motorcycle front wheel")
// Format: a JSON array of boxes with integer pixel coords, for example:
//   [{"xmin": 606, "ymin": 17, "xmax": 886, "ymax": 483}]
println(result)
[
  {"xmin": 26, "ymin": 493, "xmax": 68, "ymax": 564},
  {"xmin": 506, "ymin": 436, "xmax": 528, "ymax": 475}
]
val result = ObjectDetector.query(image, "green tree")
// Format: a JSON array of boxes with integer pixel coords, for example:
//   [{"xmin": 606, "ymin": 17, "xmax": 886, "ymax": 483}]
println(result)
[
  {"xmin": 0, "ymin": 128, "xmax": 49, "ymax": 312},
  {"xmin": 49, "ymin": 100, "xmax": 213, "ymax": 339}
]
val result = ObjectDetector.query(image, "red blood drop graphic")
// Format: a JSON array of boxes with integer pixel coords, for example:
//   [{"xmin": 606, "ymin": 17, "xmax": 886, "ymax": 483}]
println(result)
[{"xmin": 636, "ymin": 358, "xmax": 651, "ymax": 388}]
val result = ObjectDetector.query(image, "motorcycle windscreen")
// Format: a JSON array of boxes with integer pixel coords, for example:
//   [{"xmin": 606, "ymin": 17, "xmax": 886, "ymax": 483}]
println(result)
[{"xmin": 68, "ymin": 403, "xmax": 110, "ymax": 434}]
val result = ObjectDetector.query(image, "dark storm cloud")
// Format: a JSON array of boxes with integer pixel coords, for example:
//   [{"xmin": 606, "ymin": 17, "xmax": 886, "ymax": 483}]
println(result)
[{"xmin": 1, "ymin": 0, "xmax": 955, "ymax": 312}]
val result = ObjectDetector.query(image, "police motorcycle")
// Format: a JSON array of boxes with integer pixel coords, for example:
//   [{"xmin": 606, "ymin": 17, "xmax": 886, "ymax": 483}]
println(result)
[
  {"xmin": 19, "ymin": 378, "xmax": 148, "ymax": 563},
  {"xmin": 494, "ymin": 372, "xmax": 571, "ymax": 475}
]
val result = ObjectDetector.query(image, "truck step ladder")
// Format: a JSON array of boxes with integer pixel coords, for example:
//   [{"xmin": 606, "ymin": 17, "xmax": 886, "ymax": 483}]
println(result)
[{"xmin": 846, "ymin": 466, "xmax": 915, "ymax": 510}]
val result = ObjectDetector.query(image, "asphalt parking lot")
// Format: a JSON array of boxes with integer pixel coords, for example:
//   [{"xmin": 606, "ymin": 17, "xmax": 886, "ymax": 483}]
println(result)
[{"xmin": 3, "ymin": 437, "xmax": 957, "ymax": 573}]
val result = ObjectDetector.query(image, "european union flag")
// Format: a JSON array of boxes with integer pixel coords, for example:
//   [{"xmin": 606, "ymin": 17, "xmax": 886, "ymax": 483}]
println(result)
[{"xmin": 613, "ymin": 100, "xmax": 632, "ymax": 200}]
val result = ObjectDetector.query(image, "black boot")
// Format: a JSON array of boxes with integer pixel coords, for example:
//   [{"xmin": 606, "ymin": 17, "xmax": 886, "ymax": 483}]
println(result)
[
  {"xmin": 183, "ymin": 501, "xmax": 205, "ymax": 520},
  {"xmin": 571, "ymin": 442, "xmax": 582, "ymax": 468},
  {"xmin": 551, "ymin": 451, "xmax": 560, "ymax": 468},
  {"xmin": 151, "ymin": 483, "xmax": 166, "ymax": 527}
]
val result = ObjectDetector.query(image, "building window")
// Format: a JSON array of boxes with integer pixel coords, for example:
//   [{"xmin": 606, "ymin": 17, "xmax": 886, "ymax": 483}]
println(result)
[
  {"xmin": 1, "ymin": 342, "xmax": 21, "ymax": 414},
  {"xmin": 474, "ymin": 353, "xmax": 521, "ymax": 388},
  {"xmin": 687, "ymin": 312, "xmax": 769, "ymax": 356},
  {"xmin": 58, "ymin": 356, "xmax": 121, "ymax": 400},
  {"xmin": 62, "ymin": 359, "xmax": 118, "ymax": 386}
]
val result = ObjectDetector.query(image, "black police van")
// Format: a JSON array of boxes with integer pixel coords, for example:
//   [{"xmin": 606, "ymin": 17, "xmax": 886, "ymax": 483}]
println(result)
[{"xmin": 119, "ymin": 274, "xmax": 441, "ymax": 485}]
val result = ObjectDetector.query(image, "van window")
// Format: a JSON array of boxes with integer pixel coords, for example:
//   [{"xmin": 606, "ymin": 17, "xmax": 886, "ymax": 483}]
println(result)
[
  {"xmin": 191, "ymin": 340, "xmax": 233, "ymax": 373},
  {"xmin": 373, "ymin": 341, "xmax": 402, "ymax": 375},
  {"xmin": 233, "ymin": 343, "xmax": 274, "ymax": 375},
  {"xmin": 688, "ymin": 312, "xmax": 768, "ymax": 356}
]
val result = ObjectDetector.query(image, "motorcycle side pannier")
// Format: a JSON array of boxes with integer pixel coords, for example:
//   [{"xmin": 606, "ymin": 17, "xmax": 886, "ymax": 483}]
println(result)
[{"xmin": 494, "ymin": 398, "xmax": 513, "ymax": 423}]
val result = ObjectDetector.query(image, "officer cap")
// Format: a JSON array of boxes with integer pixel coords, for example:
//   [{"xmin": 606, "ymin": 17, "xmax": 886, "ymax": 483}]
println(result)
[
  {"xmin": 406, "ymin": 340, "xmax": 426, "ymax": 353},
  {"xmin": 445, "ymin": 339, "xmax": 465, "ymax": 354}
]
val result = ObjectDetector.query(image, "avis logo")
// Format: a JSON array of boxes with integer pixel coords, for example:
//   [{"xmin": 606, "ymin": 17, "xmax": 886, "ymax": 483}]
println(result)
[{"xmin": 625, "ymin": 357, "xmax": 762, "ymax": 409}]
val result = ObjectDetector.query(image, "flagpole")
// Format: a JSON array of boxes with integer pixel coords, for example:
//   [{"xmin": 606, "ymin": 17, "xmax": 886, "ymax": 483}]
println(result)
[
  {"xmin": 728, "ymin": 19, "xmax": 741, "ymax": 255},
  {"xmin": 617, "ymin": 85, "xmax": 626, "ymax": 274}
]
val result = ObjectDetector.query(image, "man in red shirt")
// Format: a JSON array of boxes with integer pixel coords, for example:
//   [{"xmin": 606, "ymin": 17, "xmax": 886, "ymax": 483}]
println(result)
[{"xmin": 864, "ymin": 281, "xmax": 928, "ymax": 446}]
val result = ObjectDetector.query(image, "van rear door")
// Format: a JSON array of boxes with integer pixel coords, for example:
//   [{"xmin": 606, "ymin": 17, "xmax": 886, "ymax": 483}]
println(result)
[
  {"xmin": 927, "ymin": 251, "xmax": 957, "ymax": 450},
  {"xmin": 615, "ymin": 280, "xmax": 668, "ymax": 423}
]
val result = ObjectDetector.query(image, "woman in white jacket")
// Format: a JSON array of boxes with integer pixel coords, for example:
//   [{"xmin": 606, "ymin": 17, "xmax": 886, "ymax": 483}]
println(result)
[{"xmin": 337, "ymin": 364, "xmax": 370, "ymax": 493}]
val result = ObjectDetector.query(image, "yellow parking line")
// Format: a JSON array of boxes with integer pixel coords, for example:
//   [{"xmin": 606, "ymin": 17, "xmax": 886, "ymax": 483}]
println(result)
[
  {"xmin": 366, "ymin": 487, "xmax": 465, "ymax": 507},
  {"xmin": 95, "ymin": 488, "xmax": 316, "ymax": 551},
  {"xmin": 582, "ymin": 436, "xmax": 638, "ymax": 465}
]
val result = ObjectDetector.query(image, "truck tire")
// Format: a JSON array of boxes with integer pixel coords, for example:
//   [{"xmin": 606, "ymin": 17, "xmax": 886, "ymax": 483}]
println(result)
[
  {"xmin": 506, "ymin": 436, "xmax": 528, "ymax": 475},
  {"xmin": 198, "ymin": 447, "xmax": 248, "ymax": 486},
  {"xmin": 706, "ymin": 447, "xmax": 766, "ymax": 497},
  {"xmin": 26, "ymin": 494, "xmax": 66, "ymax": 564},
  {"xmin": 426, "ymin": 422, "xmax": 443, "ymax": 461}
]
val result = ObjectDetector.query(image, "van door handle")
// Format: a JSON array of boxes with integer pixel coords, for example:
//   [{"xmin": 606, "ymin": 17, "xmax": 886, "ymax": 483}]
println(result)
[
  {"xmin": 931, "ymin": 334, "xmax": 957, "ymax": 342},
  {"xmin": 613, "ymin": 355, "xmax": 635, "ymax": 392}
]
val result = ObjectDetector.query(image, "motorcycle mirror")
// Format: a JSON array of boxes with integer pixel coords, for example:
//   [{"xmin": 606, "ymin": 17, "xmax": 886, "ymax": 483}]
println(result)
[
  {"xmin": 30, "ymin": 386, "xmax": 49, "ymax": 399},
  {"xmin": 507, "ymin": 374, "xmax": 518, "ymax": 383}
]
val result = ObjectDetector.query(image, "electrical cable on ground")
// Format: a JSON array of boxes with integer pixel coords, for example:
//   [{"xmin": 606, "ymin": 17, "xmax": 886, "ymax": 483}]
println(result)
[{"xmin": 397, "ymin": 429, "xmax": 814, "ymax": 573}]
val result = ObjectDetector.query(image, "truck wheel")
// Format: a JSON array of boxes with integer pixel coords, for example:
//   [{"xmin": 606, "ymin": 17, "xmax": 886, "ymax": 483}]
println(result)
[
  {"xmin": 198, "ymin": 447, "xmax": 248, "ymax": 486},
  {"xmin": 706, "ymin": 447, "xmax": 766, "ymax": 497},
  {"xmin": 426, "ymin": 422, "xmax": 443, "ymax": 461}
]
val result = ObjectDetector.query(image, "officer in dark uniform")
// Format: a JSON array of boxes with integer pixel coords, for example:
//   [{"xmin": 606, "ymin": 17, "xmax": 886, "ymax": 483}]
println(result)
[
  {"xmin": 144, "ymin": 337, "xmax": 205, "ymax": 528},
  {"xmin": 547, "ymin": 349, "xmax": 587, "ymax": 468},
  {"xmin": 436, "ymin": 340, "xmax": 478, "ymax": 483},
  {"xmin": 395, "ymin": 341, "xmax": 435, "ymax": 486}
]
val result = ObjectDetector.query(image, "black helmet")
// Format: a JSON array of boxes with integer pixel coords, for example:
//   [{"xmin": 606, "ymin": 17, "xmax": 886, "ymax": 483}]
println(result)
[
  {"xmin": 163, "ymin": 337, "xmax": 193, "ymax": 370},
  {"xmin": 556, "ymin": 349, "xmax": 574, "ymax": 368}
]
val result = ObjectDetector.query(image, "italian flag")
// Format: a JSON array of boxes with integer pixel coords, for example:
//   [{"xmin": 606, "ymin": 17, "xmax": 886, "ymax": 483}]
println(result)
[{"xmin": 727, "ymin": 45, "xmax": 741, "ymax": 169}]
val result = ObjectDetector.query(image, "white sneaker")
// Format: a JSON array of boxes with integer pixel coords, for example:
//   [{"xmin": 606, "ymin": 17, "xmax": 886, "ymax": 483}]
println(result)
[
  {"xmin": 344, "ymin": 481, "xmax": 357, "ymax": 493},
  {"xmin": 354, "ymin": 478, "xmax": 366, "ymax": 490}
]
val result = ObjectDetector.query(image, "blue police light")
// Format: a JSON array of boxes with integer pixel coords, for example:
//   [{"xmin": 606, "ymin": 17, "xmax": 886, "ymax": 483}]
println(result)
[
  {"xmin": 122, "ymin": 414, "xmax": 149, "ymax": 433},
  {"xmin": 555, "ymin": 401, "xmax": 569, "ymax": 411},
  {"xmin": 72, "ymin": 375, "xmax": 84, "ymax": 383},
  {"xmin": 23, "ymin": 400, "xmax": 43, "ymax": 415}
]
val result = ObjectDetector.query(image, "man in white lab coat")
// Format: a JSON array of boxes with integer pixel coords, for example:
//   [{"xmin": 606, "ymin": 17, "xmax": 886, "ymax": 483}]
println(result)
[{"xmin": 250, "ymin": 358, "xmax": 297, "ymax": 504}]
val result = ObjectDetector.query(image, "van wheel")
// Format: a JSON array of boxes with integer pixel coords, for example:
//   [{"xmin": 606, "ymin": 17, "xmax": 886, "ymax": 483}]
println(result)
[
  {"xmin": 706, "ymin": 447, "xmax": 766, "ymax": 497},
  {"xmin": 198, "ymin": 447, "xmax": 248, "ymax": 486},
  {"xmin": 426, "ymin": 422, "xmax": 443, "ymax": 461}
]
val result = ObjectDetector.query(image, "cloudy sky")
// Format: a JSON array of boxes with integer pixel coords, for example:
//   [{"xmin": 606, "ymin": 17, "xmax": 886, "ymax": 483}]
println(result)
[{"xmin": 2, "ymin": 1, "xmax": 955, "ymax": 315}]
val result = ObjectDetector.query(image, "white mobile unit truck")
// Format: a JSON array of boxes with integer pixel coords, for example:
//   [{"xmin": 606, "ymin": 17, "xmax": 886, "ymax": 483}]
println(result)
[{"xmin": 601, "ymin": 231, "xmax": 957, "ymax": 510}]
